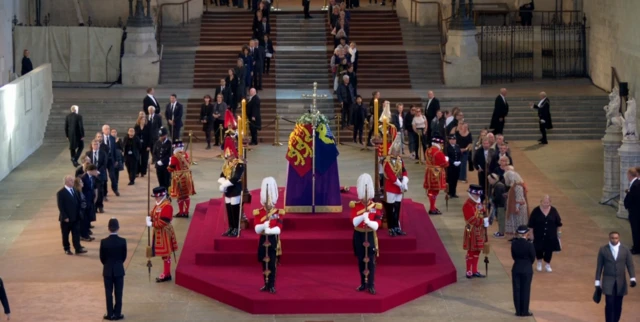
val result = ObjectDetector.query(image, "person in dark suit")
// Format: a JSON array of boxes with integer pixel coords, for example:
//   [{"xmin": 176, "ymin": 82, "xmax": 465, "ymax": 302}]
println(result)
[
  {"xmin": 446, "ymin": 135, "xmax": 462, "ymax": 198},
  {"xmin": 234, "ymin": 58, "xmax": 247, "ymax": 100},
  {"xmin": 153, "ymin": 127, "xmax": 172, "ymax": 191},
  {"xmin": 303, "ymin": 0, "xmax": 311, "ymax": 19},
  {"xmin": 264, "ymin": 34, "xmax": 274, "ymax": 75},
  {"xmin": 80, "ymin": 164, "xmax": 98, "ymax": 240},
  {"xmin": 337, "ymin": 75, "xmax": 355, "ymax": 127},
  {"xmin": 424, "ymin": 90, "xmax": 440, "ymax": 144},
  {"xmin": 624, "ymin": 167, "xmax": 640, "ymax": 254},
  {"xmin": 65, "ymin": 105, "xmax": 85, "ymax": 167},
  {"xmin": 519, "ymin": 1, "xmax": 535, "ymax": 26},
  {"xmin": 595, "ymin": 231, "xmax": 636, "ymax": 322},
  {"xmin": 247, "ymin": 88, "xmax": 261, "ymax": 145},
  {"xmin": 102, "ymin": 125, "xmax": 119, "ymax": 197},
  {"xmin": 212, "ymin": 94, "xmax": 227, "ymax": 146},
  {"xmin": 200, "ymin": 95, "xmax": 215, "ymax": 149},
  {"xmin": 346, "ymin": 65, "xmax": 358, "ymax": 97},
  {"xmin": 0, "ymin": 277, "xmax": 10, "ymax": 321},
  {"xmin": 531, "ymin": 91, "xmax": 552, "ymax": 144},
  {"xmin": 252, "ymin": 39, "xmax": 265, "ymax": 90},
  {"xmin": 87, "ymin": 140, "xmax": 108, "ymax": 213},
  {"xmin": 473, "ymin": 138, "xmax": 494, "ymax": 201},
  {"xmin": 57, "ymin": 175, "xmax": 86, "ymax": 255},
  {"xmin": 511, "ymin": 225, "xmax": 535, "ymax": 317},
  {"xmin": 352, "ymin": 95, "xmax": 366, "ymax": 144},
  {"xmin": 165, "ymin": 94, "xmax": 183, "ymax": 141},
  {"xmin": 143, "ymin": 87, "xmax": 159, "ymax": 115},
  {"xmin": 21, "ymin": 49, "xmax": 33, "ymax": 76},
  {"xmin": 100, "ymin": 218, "xmax": 127, "ymax": 321},
  {"xmin": 147, "ymin": 106, "xmax": 163, "ymax": 143},
  {"xmin": 490, "ymin": 88, "xmax": 509, "ymax": 135},
  {"xmin": 122, "ymin": 128, "xmax": 140, "ymax": 185},
  {"xmin": 214, "ymin": 79, "xmax": 233, "ymax": 108}
]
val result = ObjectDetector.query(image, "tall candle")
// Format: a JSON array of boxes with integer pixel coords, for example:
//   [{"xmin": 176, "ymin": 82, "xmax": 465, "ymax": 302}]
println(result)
[
  {"xmin": 374, "ymin": 99, "xmax": 379, "ymax": 137},
  {"xmin": 241, "ymin": 99, "xmax": 247, "ymax": 139},
  {"xmin": 237, "ymin": 116, "xmax": 243, "ymax": 158},
  {"xmin": 382, "ymin": 117, "xmax": 388, "ymax": 155}
]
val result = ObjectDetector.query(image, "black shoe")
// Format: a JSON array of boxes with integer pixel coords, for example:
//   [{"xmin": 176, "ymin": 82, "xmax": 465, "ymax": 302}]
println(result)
[
  {"xmin": 103, "ymin": 314, "xmax": 114, "ymax": 320},
  {"xmin": 206, "ymin": 145, "xmax": 211, "ymax": 150},
  {"xmin": 356, "ymin": 284, "xmax": 366, "ymax": 291},
  {"xmin": 115, "ymin": 191, "xmax": 120, "ymax": 197},
  {"xmin": 395, "ymin": 228, "xmax": 407, "ymax": 236},
  {"xmin": 81, "ymin": 237, "xmax": 95, "ymax": 242},
  {"xmin": 229, "ymin": 228, "xmax": 239, "ymax": 237},
  {"xmin": 90, "ymin": 225, "xmax": 95, "ymax": 229},
  {"xmin": 472, "ymin": 272, "xmax": 486, "ymax": 278},
  {"xmin": 104, "ymin": 196, "xmax": 109, "ymax": 202},
  {"xmin": 65, "ymin": 250, "xmax": 74, "ymax": 255},
  {"xmin": 155, "ymin": 275, "xmax": 172, "ymax": 283},
  {"xmin": 428, "ymin": 210, "xmax": 441, "ymax": 215},
  {"xmin": 222, "ymin": 228, "xmax": 232, "ymax": 236},
  {"xmin": 539, "ymin": 141, "xmax": 548, "ymax": 145},
  {"xmin": 112, "ymin": 314, "xmax": 124, "ymax": 320},
  {"xmin": 128, "ymin": 182, "xmax": 134, "ymax": 185},
  {"xmin": 520, "ymin": 312, "xmax": 533, "ymax": 316},
  {"xmin": 98, "ymin": 208, "xmax": 104, "ymax": 213},
  {"xmin": 268, "ymin": 287, "xmax": 276, "ymax": 294},
  {"xmin": 76, "ymin": 248, "xmax": 88, "ymax": 255},
  {"xmin": 368, "ymin": 287, "xmax": 376, "ymax": 295},
  {"xmin": 388, "ymin": 229, "xmax": 397, "ymax": 237},
  {"xmin": 259, "ymin": 284, "xmax": 268, "ymax": 292}
]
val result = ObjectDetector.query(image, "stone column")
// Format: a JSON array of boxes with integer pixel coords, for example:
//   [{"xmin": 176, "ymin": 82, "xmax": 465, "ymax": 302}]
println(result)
[
  {"xmin": 601, "ymin": 125, "xmax": 622, "ymax": 205},
  {"xmin": 444, "ymin": 0, "xmax": 481, "ymax": 87},
  {"xmin": 122, "ymin": 0, "xmax": 159, "ymax": 86},
  {"xmin": 617, "ymin": 138, "xmax": 640, "ymax": 218}
]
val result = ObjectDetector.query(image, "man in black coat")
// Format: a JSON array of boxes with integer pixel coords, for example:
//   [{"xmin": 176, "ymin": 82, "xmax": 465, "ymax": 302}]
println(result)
[
  {"xmin": 337, "ymin": 75, "xmax": 355, "ymax": 127},
  {"xmin": 102, "ymin": 125, "xmax": 120, "ymax": 197},
  {"xmin": 446, "ymin": 135, "xmax": 462, "ymax": 198},
  {"xmin": 303, "ymin": 0, "xmax": 311, "ymax": 19},
  {"xmin": 143, "ymin": 87, "xmax": 160, "ymax": 115},
  {"xmin": 624, "ymin": 167, "xmax": 640, "ymax": 254},
  {"xmin": 57, "ymin": 175, "xmax": 86, "ymax": 255},
  {"xmin": 21, "ymin": 49, "xmax": 33, "ymax": 75},
  {"xmin": 531, "ymin": 91, "xmax": 552, "ymax": 144},
  {"xmin": 65, "ymin": 105, "xmax": 85, "ymax": 167},
  {"xmin": 147, "ymin": 107, "xmax": 163, "ymax": 143},
  {"xmin": 424, "ymin": 91, "xmax": 440, "ymax": 144},
  {"xmin": 490, "ymin": 88, "xmax": 509, "ymax": 135},
  {"xmin": 100, "ymin": 218, "xmax": 127, "ymax": 321},
  {"xmin": 247, "ymin": 88, "xmax": 261, "ymax": 145},
  {"xmin": 215, "ymin": 79, "xmax": 233, "ymax": 107},
  {"xmin": 87, "ymin": 140, "xmax": 108, "ymax": 213},
  {"xmin": 252, "ymin": 39, "xmax": 265, "ymax": 90},
  {"xmin": 165, "ymin": 94, "xmax": 183, "ymax": 141},
  {"xmin": 352, "ymin": 95, "xmax": 366, "ymax": 144},
  {"xmin": 473, "ymin": 138, "xmax": 495, "ymax": 201},
  {"xmin": 511, "ymin": 225, "xmax": 536, "ymax": 317},
  {"xmin": 153, "ymin": 127, "xmax": 173, "ymax": 191}
]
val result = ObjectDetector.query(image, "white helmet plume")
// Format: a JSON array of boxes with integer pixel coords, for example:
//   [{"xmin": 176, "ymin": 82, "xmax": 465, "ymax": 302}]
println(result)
[
  {"xmin": 356, "ymin": 173, "xmax": 375, "ymax": 201},
  {"xmin": 389, "ymin": 133, "xmax": 402, "ymax": 156},
  {"xmin": 379, "ymin": 100, "xmax": 391, "ymax": 122},
  {"xmin": 260, "ymin": 177, "xmax": 279, "ymax": 206}
]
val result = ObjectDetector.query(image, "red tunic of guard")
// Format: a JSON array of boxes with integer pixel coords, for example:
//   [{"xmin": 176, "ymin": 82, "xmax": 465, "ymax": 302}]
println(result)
[
  {"xmin": 350, "ymin": 200, "xmax": 383, "ymax": 230},
  {"xmin": 462, "ymin": 197, "xmax": 486, "ymax": 276},
  {"xmin": 423, "ymin": 136, "xmax": 449, "ymax": 214},
  {"xmin": 168, "ymin": 150, "xmax": 196, "ymax": 217},
  {"xmin": 383, "ymin": 156, "xmax": 407, "ymax": 195}
]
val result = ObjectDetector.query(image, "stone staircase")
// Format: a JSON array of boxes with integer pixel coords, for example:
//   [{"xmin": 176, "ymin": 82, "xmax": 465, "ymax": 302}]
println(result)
[
  {"xmin": 275, "ymin": 12, "xmax": 332, "ymax": 89},
  {"xmin": 193, "ymin": 12, "xmax": 278, "ymax": 89},
  {"xmin": 159, "ymin": 22, "xmax": 201, "ymax": 87},
  {"xmin": 398, "ymin": 18, "xmax": 443, "ymax": 88}
]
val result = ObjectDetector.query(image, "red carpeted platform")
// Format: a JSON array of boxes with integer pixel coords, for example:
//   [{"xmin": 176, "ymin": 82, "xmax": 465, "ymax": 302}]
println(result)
[{"xmin": 175, "ymin": 188, "xmax": 457, "ymax": 314}]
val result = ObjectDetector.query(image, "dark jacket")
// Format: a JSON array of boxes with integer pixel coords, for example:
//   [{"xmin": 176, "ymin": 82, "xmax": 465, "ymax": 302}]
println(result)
[
  {"xmin": 220, "ymin": 163, "xmax": 245, "ymax": 198},
  {"xmin": 81, "ymin": 173, "xmax": 97, "ymax": 211},
  {"xmin": 123, "ymin": 135, "xmax": 141, "ymax": 161},
  {"xmin": 265, "ymin": 39, "xmax": 275, "ymax": 57},
  {"xmin": 491, "ymin": 181, "xmax": 507, "ymax": 208},
  {"xmin": 392, "ymin": 110, "xmax": 408, "ymax": 131},
  {"xmin": 247, "ymin": 95, "xmax": 262, "ymax": 127},
  {"xmin": 473, "ymin": 146, "xmax": 495, "ymax": 172},
  {"xmin": 86, "ymin": 149, "xmax": 108, "ymax": 181},
  {"xmin": 625, "ymin": 179, "xmax": 640, "ymax": 216},
  {"xmin": 200, "ymin": 103, "xmax": 214, "ymax": 132},
  {"xmin": 595, "ymin": 243, "xmax": 636, "ymax": 296},
  {"xmin": 528, "ymin": 206, "xmax": 562, "ymax": 253},
  {"xmin": 215, "ymin": 86, "xmax": 233, "ymax": 107},
  {"xmin": 165, "ymin": 101, "xmax": 184, "ymax": 129},
  {"xmin": 143, "ymin": 95, "xmax": 160, "ymax": 115},
  {"xmin": 21, "ymin": 56, "xmax": 33, "ymax": 75},
  {"xmin": 148, "ymin": 114, "xmax": 163, "ymax": 143},
  {"xmin": 65, "ymin": 113, "xmax": 85, "ymax": 150},
  {"xmin": 153, "ymin": 138, "xmax": 172, "ymax": 169},
  {"xmin": 337, "ymin": 83, "xmax": 355, "ymax": 105},
  {"xmin": 352, "ymin": 103, "xmax": 367, "ymax": 126},
  {"xmin": 134, "ymin": 123, "xmax": 150, "ymax": 150},
  {"xmin": 533, "ymin": 98, "xmax": 553, "ymax": 129},
  {"xmin": 57, "ymin": 186, "xmax": 80, "ymax": 222},
  {"xmin": 511, "ymin": 237, "xmax": 536, "ymax": 274},
  {"xmin": 490, "ymin": 95, "xmax": 509, "ymax": 130},
  {"xmin": 425, "ymin": 97, "xmax": 440, "ymax": 123},
  {"xmin": 100, "ymin": 234, "xmax": 127, "ymax": 277}
]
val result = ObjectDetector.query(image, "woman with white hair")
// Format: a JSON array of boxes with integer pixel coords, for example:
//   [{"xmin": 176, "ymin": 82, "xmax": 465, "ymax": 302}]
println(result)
[
  {"xmin": 254, "ymin": 177, "xmax": 283, "ymax": 294},
  {"xmin": 505, "ymin": 170, "xmax": 529, "ymax": 240}
]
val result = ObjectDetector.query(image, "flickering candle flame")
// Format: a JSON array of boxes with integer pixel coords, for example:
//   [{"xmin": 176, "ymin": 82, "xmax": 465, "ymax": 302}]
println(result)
[
  {"xmin": 374, "ymin": 99, "xmax": 379, "ymax": 137},
  {"xmin": 237, "ymin": 116, "xmax": 243, "ymax": 158},
  {"xmin": 382, "ymin": 117, "xmax": 388, "ymax": 155}
]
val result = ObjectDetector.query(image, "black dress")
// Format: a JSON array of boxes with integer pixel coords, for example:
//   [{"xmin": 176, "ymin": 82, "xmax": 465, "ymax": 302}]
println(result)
[{"xmin": 527, "ymin": 206, "xmax": 562, "ymax": 253}]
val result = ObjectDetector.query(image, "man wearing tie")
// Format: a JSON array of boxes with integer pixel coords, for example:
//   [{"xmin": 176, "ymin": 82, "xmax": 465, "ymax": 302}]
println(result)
[
  {"xmin": 164, "ymin": 94, "xmax": 183, "ymax": 141},
  {"xmin": 595, "ymin": 231, "xmax": 636, "ymax": 322},
  {"xmin": 87, "ymin": 140, "xmax": 108, "ymax": 213},
  {"xmin": 490, "ymin": 88, "xmax": 509, "ymax": 135},
  {"xmin": 100, "ymin": 218, "xmax": 127, "ymax": 321},
  {"xmin": 424, "ymin": 91, "xmax": 440, "ymax": 144},
  {"xmin": 215, "ymin": 79, "xmax": 232, "ymax": 107},
  {"xmin": 247, "ymin": 88, "xmax": 261, "ymax": 145},
  {"xmin": 624, "ymin": 167, "xmax": 640, "ymax": 255},
  {"xmin": 153, "ymin": 128, "xmax": 173, "ymax": 192},
  {"xmin": 252, "ymin": 39, "xmax": 265, "ymax": 91},
  {"xmin": 102, "ymin": 125, "xmax": 120, "ymax": 197},
  {"xmin": 143, "ymin": 87, "xmax": 160, "ymax": 115},
  {"xmin": 57, "ymin": 175, "xmax": 87, "ymax": 255}
]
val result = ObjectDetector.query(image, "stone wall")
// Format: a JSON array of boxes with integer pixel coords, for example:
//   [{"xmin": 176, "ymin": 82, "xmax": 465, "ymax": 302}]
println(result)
[{"xmin": 0, "ymin": 64, "xmax": 53, "ymax": 182}]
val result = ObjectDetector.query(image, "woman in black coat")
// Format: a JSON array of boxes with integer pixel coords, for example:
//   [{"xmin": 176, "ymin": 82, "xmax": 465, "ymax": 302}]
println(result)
[
  {"xmin": 527, "ymin": 194, "xmax": 562, "ymax": 273},
  {"xmin": 134, "ymin": 111, "xmax": 150, "ymax": 177},
  {"xmin": 200, "ymin": 95, "xmax": 215, "ymax": 149},
  {"xmin": 225, "ymin": 69, "xmax": 238, "ymax": 113},
  {"xmin": 123, "ymin": 128, "xmax": 141, "ymax": 185}
]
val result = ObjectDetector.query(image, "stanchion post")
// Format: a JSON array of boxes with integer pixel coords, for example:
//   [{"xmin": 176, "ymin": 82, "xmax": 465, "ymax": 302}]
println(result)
[
  {"xmin": 272, "ymin": 0, "xmax": 281, "ymax": 11},
  {"xmin": 322, "ymin": 0, "xmax": 329, "ymax": 10},
  {"xmin": 217, "ymin": 125, "xmax": 224, "ymax": 159},
  {"xmin": 361, "ymin": 120, "xmax": 370, "ymax": 151},
  {"xmin": 336, "ymin": 115, "xmax": 342, "ymax": 145},
  {"xmin": 272, "ymin": 115, "xmax": 282, "ymax": 146},
  {"xmin": 189, "ymin": 130, "xmax": 197, "ymax": 165}
]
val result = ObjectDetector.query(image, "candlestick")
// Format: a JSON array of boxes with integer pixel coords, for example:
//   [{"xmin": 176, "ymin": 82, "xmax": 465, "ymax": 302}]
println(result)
[
  {"xmin": 241, "ymin": 99, "xmax": 247, "ymax": 140},
  {"xmin": 382, "ymin": 117, "xmax": 388, "ymax": 155},
  {"xmin": 238, "ymin": 116, "xmax": 243, "ymax": 158},
  {"xmin": 374, "ymin": 99, "xmax": 379, "ymax": 137}
]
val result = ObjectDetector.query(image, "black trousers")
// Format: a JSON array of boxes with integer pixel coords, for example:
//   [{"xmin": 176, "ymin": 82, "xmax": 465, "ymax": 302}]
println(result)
[
  {"xmin": 156, "ymin": 166, "xmax": 171, "ymax": 191},
  {"xmin": 258, "ymin": 234, "xmax": 277, "ymax": 288},
  {"xmin": 104, "ymin": 275, "xmax": 124, "ymax": 317},
  {"xmin": 605, "ymin": 282, "xmax": 624, "ymax": 322},
  {"xmin": 447, "ymin": 166, "xmax": 460, "ymax": 196},
  {"xmin": 477, "ymin": 171, "xmax": 487, "ymax": 202},
  {"xmin": 253, "ymin": 69, "xmax": 263, "ymax": 89},
  {"xmin": 250, "ymin": 124, "xmax": 259, "ymax": 144},
  {"xmin": 212, "ymin": 119, "xmax": 223, "ymax": 145},
  {"xmin": 125, "ymin": 156, "xmax": 138, "ymax": 183},
  {"xmin": 492, "ymin": 121, "xmax": 505, "ymax": 135},
  {"xmin": 628, "ymin": 213, "xmax": 640, "ymax": 251},
  {"xmin": 95, "ymin": 178, "xmax": 105, "ymax": 208},
  {"xmin": 303, "ymin": 1, "xmax": 310, "ymax": 17},
  {"xmin": 366, "ymin": 125, "xmax": 374, "ymax": 145},
  {"xmin": 512, "ymin": 272, "xmax": 532, "ymax": 315},
  {"xmin": 139, "ymin": 149, "xmax": 149, "ymax": 175},
  {"xmin": 80, "ymin": 205, "xmax": 93, "ymax": 238},
  {"xmin": 108, "ymin": 166, "xmax": 119, "ymax": 193},
  {"xmin": 264, "ymin": 58, "xmax": 271, "ymax": 74},
  {"xmin": 384, "ymin": 201, "xmax": 401, "ymax": 229},
  {"xmin": 353, "ymin": 123, "xmax": 363, "ymax": 143},
  {"xmin": 60, "ymin": 220, "xmax": 81, "ymax": 251},
  {"xmin": 535, "ymin": 249, "xmax": 553, "ymax": 263},
  {"xmin": 225, "ymin": 203, "xmax": 241, "ymax": 230},
  {"xmin": 341, "ymin": 104, "xmax": 352, "ymax": 126},
  {"xmin": 354, "ymin": 230, "xmax": 376, "ymax": 287},
  {"xmin": 69, "ymin": 141, "xmax": 84, "ymax": 163},
  {"xmin": 539, "ymin": 123, "xmax": 548, "ymax": 143}
]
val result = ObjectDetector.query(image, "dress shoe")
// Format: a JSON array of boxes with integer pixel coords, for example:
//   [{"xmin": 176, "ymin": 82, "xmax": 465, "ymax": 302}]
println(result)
[
  {"xmin": 222, "ymin": 228, "xmax": 232, "ymax": 236},
  {"xmin": 98, "ymin": 208, "xmax": 104, "ymax": 213},
  {"xmin": 395, "ymin": 228, "xmax": 407, "ymax": 236},
  {"xmin": 103, "ymin": 314, "xmax": 114, "ymax": 320},
  {"xmin": 472, "ymin": 272, "xmax": 486, "ymax": 278},
  {"xmin": 76, "ymin": 248, "xmax": 88, "ymax": 255},
  {"xmin": 155, "ymin": 275, "xmax": 172, "ymax": 283},
  {"xmin": 368, "ymin": 287, "xmax": 376, "ymax": 295},
  {"xmin": 104, "ymin": 196, "xmax": 109, "ymax": 202},
  {"xmin": 229, "ymin": 228, "xmax": 239, "ymax": 237},
  {"xmin": 65, "ymin": 250, "xmax": 74, "ymax": 255},
  {"xmin": 81, "ymin": 237, "xmax": 95, "ymax": 242},
  {"xmin": 115, "ymin": 191, "xmax": 120, "ymax": 197},
  {"xmin": 428, "ymin": 210, "xmax": 442, "ymax": 215},
  {"xmin": 356, "ymin": 284, "xmax": 366, "ymax": 291},
  {"xmin": 539, "ymin": 141, "xmax": 548, "ymax": 145},
  {"xmin": 268, "ymin": 287, "xmax": 276, "ymax": 294},
  {"xmin": 112, "ymin": 314, "xmax": 124, "ymax": 320},
  {"xmin": 128, "ymin": 182, "xmax": 134, "ymax": 186},
  {"xmin": 388, "ymin": 229, "xmax": 397, "ymax": 237},
  {"xmin": 259, "ymin": 285, "xmax": 268, "ymax": 292},
  {"xmin": 520, "ymin": 312, "xmax": 533, "ymax": 316}
]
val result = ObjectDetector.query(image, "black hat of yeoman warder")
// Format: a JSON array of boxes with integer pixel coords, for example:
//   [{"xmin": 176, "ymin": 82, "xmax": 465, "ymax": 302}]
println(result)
[
  {"xmin": 467, "ymin": 184, "xmax": 483, "ymax": 196},
  {"xmin": 152, "ymin": 186, "xmax": 167, "ymax": 197}
]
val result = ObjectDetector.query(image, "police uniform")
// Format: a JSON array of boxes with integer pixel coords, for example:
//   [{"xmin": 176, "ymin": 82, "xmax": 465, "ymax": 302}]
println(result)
[
  {"xmin": 423, "ymin": 134, "xmax": 449, "ymax": 214},
  {"xmin": 153, "ymin": 127, "xmax": 172, "ymax": 191},
  {"xmin": 253, "ymin": 177, "xmax": 284, "ymax": 294},
  {"xmin": 351, "ymin": 173, "xmax": 383, "ymax": 295},
  {"xmin": 219, "ymin": 135, "xmax": 245, "ymax": 237},
  {"xmin": 446, "ymin": 135, "xmax": 462, "ymax": 198},
  {"xmin": 511, "ymin": 225, "xmax": 535, "ymax": 317}
]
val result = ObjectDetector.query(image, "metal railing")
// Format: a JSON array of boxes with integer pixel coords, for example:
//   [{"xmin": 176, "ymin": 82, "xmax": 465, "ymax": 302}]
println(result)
[
  {"xmin": 475, "ymin": 10, "xmax": 584, "ymax": 26},
  {"xmin": 156, "ymin": 0, "xmax": 195, "ymax": 49},
  {"xmin": 409, "ymin": 0, "xmax": 450, "ymax": 84}
]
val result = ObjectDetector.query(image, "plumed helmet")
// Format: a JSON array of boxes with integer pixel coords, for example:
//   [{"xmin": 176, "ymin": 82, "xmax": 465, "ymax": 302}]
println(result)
[
  {"xmin": 224, "ymin": 109, "xmax": 237, "ymax": 130},
  {"xmin": 389, "ymin": 133, "xmax": 402, "ymax": 156},
  {"xmin": 379, "ymin": 100, "xmax": 391, "ymax": 122},
  {"xmin": 260, "ymin": 177, "xmax": 279, "ymax": 207},
  {"xmin": 356, "ymin": 173, "xmax": 375, "ymax": 201},
  {"xmin": 223, "ymin": 136, "xmax": 238, "ymax": 158}
]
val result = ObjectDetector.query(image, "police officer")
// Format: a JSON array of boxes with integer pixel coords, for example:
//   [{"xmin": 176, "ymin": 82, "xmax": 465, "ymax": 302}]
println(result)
[
  {"xmin": 446, "ymin": 134, "xmax": 461, "ymax": 198},
  {"xmin": 153, "ymin": 127, "xmax": 172, "ymax": 192},
  {"xmin": 511, "ymin": 225, "xmax": 535, "ymax": 317}
]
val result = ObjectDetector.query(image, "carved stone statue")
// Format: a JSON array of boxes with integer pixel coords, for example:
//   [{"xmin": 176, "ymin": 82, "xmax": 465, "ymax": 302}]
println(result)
[
  {"xmin": 623, "ymin": 98, "xmax": 638, "ymax": 140},
  {"xmin": 604, "ymin": 87, "xmax": 623, "ymax": 128}
]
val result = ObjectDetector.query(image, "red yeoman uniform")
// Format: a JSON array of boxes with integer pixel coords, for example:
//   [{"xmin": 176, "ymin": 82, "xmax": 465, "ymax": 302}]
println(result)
[
  {"xmin": 423, "ymin": 134, "xmax": 449, "ymax": 214},
  {"xmin": 147, "ymin": 186, "xmax": 179, "ymax": 282},
  {"xmin": 167, "ymin": 140, "xmax": 196, "ymax": 218},
  {"xmin": 462, "ymin": 184, "xmax": 489, "ymax": 278}
]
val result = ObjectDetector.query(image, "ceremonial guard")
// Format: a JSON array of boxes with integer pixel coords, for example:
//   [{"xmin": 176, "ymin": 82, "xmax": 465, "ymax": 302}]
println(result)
[
  {"xmin": 382, "ymin": 134, "xmax": 408, "ymax": 237},
  {"xmin": 463, "ymin": 184, "xmax": 490, "ymax": 278},
  {"xmin": 253, "ymin": 177, "xmax": 284, "ymax": 294},
  {"xmin": 146, "ymin": 187, "xmax": 178, "ymax": 282},
  {"xmin": 167, "ymin": 140, "xmax": 196, "ymax": 218},
  {"xmin": 153, "ymin": 127, "xmax": 173, "ymax": 193},
  {"xmin": 218, "ymin": 135, "xmax": 245, "ymax": 237},
  {"xmin": 423, "ymin": 134, "xmax": 449, "ymax": 215},
  {"xmin": 446, "ymin": 135, "xmax": 462, "ymax": 198},
  {"xmin": 350, "ymin": 173, "xmax": 383, "ymax": 295},
  {"xmin": 377, "ymin": 101, "xmax": 397, "ymax": 189}
]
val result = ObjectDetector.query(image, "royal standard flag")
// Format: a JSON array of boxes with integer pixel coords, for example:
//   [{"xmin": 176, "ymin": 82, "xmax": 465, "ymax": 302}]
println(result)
[{"xmin": 314, "ymin": 123, "xmax": 339, "ymax": 175}]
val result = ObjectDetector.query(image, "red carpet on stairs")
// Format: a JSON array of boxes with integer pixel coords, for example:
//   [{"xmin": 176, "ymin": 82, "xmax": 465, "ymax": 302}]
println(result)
[{"xmin": 175, "ymin": 188, "xmax": 457, "ymax": 314}]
